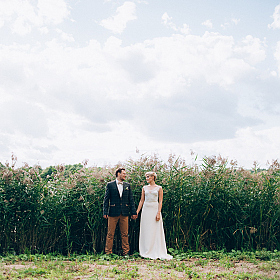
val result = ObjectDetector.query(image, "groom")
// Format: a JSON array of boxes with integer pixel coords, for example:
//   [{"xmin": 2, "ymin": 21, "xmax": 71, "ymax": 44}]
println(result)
[{"xmin": 103, "ymin": 167, "xmax": 137, "ymax": 255}]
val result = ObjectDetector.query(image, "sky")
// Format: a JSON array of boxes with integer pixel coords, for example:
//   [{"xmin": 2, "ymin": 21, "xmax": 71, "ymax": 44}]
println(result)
[{"xmin": 1, "ymin": 0, "xmax": 280, "ymax": 169}]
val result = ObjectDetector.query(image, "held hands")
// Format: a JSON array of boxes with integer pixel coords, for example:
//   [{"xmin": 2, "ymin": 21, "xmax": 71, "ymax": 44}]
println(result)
[
  {"xmin": 156, "ymin": 212, "xmax": 160, "ymax": 221},
  {"xmin": 103, "ymin": 215, "xmax": 138, "ymax": 219}
]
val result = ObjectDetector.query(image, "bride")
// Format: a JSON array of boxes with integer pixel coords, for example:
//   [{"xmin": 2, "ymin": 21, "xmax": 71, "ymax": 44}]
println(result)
[{"xmin": 136, "ymin": 171, "xmax": 172, "ymax": 260}]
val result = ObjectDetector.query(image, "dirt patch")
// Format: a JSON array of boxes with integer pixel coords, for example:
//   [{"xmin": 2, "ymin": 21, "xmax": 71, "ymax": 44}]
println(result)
[
  {"xmin": 1, "ymin": 258, "xmax": 280, "ymax": 279},
  {"xmin": 3, "ymin": 264, "xmax": 35, "ymax": 270},
  {"xmin": 80, "ymin": 259, "xmax": 280, "ymax": 279}
]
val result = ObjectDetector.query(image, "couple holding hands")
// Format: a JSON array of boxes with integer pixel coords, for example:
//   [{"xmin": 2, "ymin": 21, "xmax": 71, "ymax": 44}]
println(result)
[{"xmin": 103, "ymin": 167, "xmax": 172, "ymax": 260}]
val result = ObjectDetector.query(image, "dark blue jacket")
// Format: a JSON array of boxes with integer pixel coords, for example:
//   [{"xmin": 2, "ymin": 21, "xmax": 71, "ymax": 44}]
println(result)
[{"xmin": 103, "ymin": 180, "xmax": 137, "ymax": 217}]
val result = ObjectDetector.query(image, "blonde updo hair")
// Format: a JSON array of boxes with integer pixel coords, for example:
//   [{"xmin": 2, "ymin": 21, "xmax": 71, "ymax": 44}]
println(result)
[{"xmin": 145, "ymin": 171, "xmax": 157, "ymax": 181}]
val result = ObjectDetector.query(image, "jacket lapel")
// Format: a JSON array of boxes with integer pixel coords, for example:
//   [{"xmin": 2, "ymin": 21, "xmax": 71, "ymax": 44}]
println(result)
[{"xmin": 122, "ymin": 182, "xmax": 128, "ymax": 198}]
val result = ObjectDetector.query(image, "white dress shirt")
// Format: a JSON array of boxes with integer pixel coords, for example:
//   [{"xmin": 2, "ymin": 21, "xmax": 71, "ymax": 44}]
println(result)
[{"xmin": 116, "ymin": 179, "xmax": 123, "ymax": 197}]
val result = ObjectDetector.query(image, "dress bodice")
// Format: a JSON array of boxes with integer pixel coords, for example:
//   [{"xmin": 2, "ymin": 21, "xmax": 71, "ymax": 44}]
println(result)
[{"xmin": 144, "ymin": 186, "xmax": 159, "ymax": 203}]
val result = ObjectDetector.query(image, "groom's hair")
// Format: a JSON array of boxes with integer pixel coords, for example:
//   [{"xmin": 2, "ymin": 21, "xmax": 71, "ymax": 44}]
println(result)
[{"xmin": 115, "ymin": 167, "xmax": 125, "ymax": 177}]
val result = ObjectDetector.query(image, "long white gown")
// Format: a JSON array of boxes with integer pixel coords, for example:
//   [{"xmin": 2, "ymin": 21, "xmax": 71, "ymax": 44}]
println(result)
[{"xmin": 139, "ymin": 185, "xmax": 173, "ymax": 260}]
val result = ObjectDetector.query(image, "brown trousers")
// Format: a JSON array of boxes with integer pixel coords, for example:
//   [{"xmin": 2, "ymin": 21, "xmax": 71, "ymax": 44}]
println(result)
[{"xmin": 105, "ymin": 215, "xmax": 129, "ymax": 255}]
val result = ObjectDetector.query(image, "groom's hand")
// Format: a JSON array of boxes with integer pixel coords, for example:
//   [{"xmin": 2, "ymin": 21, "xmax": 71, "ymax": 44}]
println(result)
[
  {"xmin": 131, "ymin": 215, "xmax": 137, "ymax": 220},
  {"xmin": 103, "ymin": 215, "xmax": 108, "ymax": 219}
]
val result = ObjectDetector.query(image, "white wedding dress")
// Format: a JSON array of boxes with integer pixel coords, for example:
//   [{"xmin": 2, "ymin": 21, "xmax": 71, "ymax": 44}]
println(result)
[{"xmin": 139, "ymin": 186, "xmax": 173, "ymax": 260}]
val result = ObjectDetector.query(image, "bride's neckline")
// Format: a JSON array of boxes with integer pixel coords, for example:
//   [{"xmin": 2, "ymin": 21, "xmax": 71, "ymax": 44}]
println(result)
[{"xmin": 145, "ymin": 185, "xmax": 159, "ymax": 191}]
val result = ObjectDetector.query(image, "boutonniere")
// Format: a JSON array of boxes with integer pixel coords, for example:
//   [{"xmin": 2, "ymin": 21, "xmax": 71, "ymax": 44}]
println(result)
[{"xmin": 125, "ymin": 186, "xmax": 129, "ymax": 191}]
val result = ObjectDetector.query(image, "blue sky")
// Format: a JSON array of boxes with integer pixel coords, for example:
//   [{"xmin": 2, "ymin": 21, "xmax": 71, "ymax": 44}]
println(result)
[{"xmin": 0, "ymin": 0, "xmax": 280, "ymax": 169}]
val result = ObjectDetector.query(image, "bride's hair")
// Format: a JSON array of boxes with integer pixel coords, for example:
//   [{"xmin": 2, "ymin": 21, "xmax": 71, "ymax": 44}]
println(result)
[{"xmin": 145, "ymin": 171, "xmax": 157, "ymax": 181}]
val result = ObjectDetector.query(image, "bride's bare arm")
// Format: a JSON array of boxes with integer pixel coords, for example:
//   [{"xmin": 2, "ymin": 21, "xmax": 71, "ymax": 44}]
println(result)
[
  {"xmin": 136, "ymin": 187, "xmax": 145, "ymax": 215},
  {"xmin": 156, "ymin": 186, "xmax": 163, "ymax": 221}
]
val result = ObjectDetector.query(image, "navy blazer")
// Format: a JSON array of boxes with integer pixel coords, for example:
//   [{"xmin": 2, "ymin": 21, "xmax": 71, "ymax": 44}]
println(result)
[{"xmin": 103, "ymin": 180, "xmax": 137, "ymax": 217}]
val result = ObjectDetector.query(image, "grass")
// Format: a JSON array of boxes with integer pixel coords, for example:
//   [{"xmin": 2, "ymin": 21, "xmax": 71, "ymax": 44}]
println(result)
[{"xmin": 0, "ymin": 251, "xmax": 279, "ymax": 279}]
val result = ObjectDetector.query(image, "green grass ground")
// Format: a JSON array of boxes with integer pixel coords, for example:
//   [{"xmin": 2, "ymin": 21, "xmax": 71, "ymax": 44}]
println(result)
[{"xmin": 0, "ymin": 251, "xmax": 279, "ymax": 279}]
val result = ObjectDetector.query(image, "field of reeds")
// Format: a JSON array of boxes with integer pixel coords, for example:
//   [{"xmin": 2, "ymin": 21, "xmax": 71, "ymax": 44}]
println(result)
[{"xmin": 0, "ymin": 154, "xmax": 279, "ymax": 255}]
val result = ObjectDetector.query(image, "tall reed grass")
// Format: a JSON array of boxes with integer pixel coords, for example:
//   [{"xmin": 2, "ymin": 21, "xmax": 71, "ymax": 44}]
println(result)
[{"xmin": 0, "ymin": 154, "xmax": 279, "ymax": 255}]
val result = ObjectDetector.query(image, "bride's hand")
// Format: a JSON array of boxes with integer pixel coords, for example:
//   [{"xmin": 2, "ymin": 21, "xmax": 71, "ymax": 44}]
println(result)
[{"xmin": 156, "ymin": 213, "xmax": 160, "ymax": 221}]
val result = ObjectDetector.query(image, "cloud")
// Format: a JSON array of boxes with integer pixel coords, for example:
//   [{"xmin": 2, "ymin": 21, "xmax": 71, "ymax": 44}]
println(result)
[
  {"xmin": 56, "ymin": 29, "xmax": 75, "ymax": 42},
  {"xmin": 39, "ymin": 27, "xmax": 49, "ymax": 34},
  {"xmin": 1, "ymin": 1, "xmax": 279, "ymax": 169},
  {"xmin": 0, "ymin": 100, "xmax": 48, "ymax": 138},
  {"xmin": 268, "ymin": 4, "xmax": 280, "ymax": 29},
  {"xmin": 221, "ymin": 18, "xmax": 240, "ymax": 30},
  {"xmin": 37, "ymin": 0, "xmax": 70, "ymax": 25},
  {"xmin": 0, "ymin": 27, "xmax": 274, "ymax": 161},
  {"xmin": 100, "ymin": 1, "xmax": 137, "ymax": 34},
  {"xmin": 0, "ymin": 0, "xmax": 70, "ymax": 35},
  {"xmin": 180, "ymin": 24, "xmax": 191, "ymax": 35},
  {"xmin": 234, "ymin": 35, "xmax": 266, "ymax": 65},
  {"xmin": 188, "ymin": 125, "xmax": 280, "ymax": 169},
  {"xmin": 132, "ymin": 83, "xmax": 260, "ymax": 143},
  {"xmin": 275, "ymin": 41, "xmax": 280, "ymax": 75},
  {"xmin": 118, "ymin": 50, "xmax": 157, "ymax": 83},
  {"xmin": 142, "ymin": 32, "xmax": 255, "ymax": 89},
  {"xmin": 162, "ymin": 12, "xmax": 191, "ymax": 34},
  {"xmin": 162, "ymin": 12, "xmax": 177, "ymax": 31},
  {"xmin": 202, "ymin": 20, "xmax": 213, "ymax": 29},
  {"xmin": 232, "ymin": 18, "xmax": 240, "ymax": 25}
]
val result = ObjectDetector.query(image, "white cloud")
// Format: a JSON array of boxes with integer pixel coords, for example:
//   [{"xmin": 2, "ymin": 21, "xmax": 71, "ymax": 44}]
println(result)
[
  {"xmin": 190, "ymin": 126, "xmax": 280, "ymax": 169},
  {"xmin": 162, "ymin": 12, "xmax": 177, "ymax": 31},
  {"xmin": 268, "ymin": 4, "xmax": 280, "ymax": 29},
  {"xmin": 0, "ymin": 18, "xmax": 277, "ymax": 167},
  {"xmin": 180, "ymin": 24, "xmax": 191, "ymax": 35},
  {"xmin": 12, "ymin": 16, "xmax": 33, "ymax": 36},
  {"xmin": 56, "ymin": 29, "xmax": 75, "ymax": 42},
  {"xmin": 0, "ymin": 1, "xmax": 279, "ymax": 170},
  {"xmin": 162, "ymin": 12, "xmax": 191, "ymax": 35},
  {"xmin": 221, "ymin": 22, "xmax": 230, "ymax": 29},
  {"xmin": 202, "ymin": 20, "xmax": 213, "ymax": 29},
  {"xmin": 232, "ymin": 18, "xmax": 240, "ymax": 25},
  {"xmin": 0, "ymin": 100, "xmax": 48, "ymax": 138},
  {"xmin": 234, "ymin": 35, "xmax": 266, "ymax": 65},
  {"xmin": 37, "ymin": 0, "xmax": 70, "ymax": 25},
  {"xmin": 275, "ymin": 41, "xmax": 280, "ymax": 75},
  {"xmin": 221, "ymin": 18, "xmax": 240, "ymax": 30},
  {"xmin": 1, "ymin": 31, "xmax": 264, "ymax": 144},
  {"xmin": 0, "ymin": 31, "xmax": 265, "ymax": 104},
  {"xmin": 0, "ymin": 0, "xmax": 70, "ymax": 35},
  {"xmin": 100, "ymin": 1, "xmax": 137, "ymax": 34},
  {"xmin": 39, "ymin": 27, "xmax": 49, "ymax": 34}
]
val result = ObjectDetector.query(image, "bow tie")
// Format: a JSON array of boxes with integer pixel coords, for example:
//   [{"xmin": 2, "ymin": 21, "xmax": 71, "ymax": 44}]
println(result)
[{"xmin": 118, "ymin": 182, "xmax": 123, "ymax": 185}]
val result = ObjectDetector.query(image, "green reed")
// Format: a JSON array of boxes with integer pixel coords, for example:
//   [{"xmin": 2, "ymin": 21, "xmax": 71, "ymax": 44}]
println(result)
[{"xmin": 0, "ymin": 154, "xmax": 279, "ymax": 255}]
